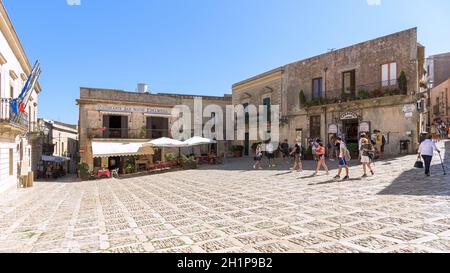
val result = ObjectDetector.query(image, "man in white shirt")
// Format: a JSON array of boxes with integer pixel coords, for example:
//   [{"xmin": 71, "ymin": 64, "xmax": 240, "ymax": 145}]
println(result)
[
  {"xmin": 266, "ymin": 141, "xmax": 276, "ymax": 167},
  {"xmin": 418, "ymin": 134, "xmax": 441, "ymax": 177}
]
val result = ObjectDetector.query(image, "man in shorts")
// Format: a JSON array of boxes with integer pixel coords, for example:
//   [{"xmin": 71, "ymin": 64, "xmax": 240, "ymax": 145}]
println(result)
[
  {"xmin": 290, "ymin": 141, "xmax": 303, "ymax": 172},
  {"xmin": 266, "ymin": 140, "xmax": 276, "ymax": 168},
  {"xmin": 334, "ymin": 137, "xmax": 349, "ymax": 180}
]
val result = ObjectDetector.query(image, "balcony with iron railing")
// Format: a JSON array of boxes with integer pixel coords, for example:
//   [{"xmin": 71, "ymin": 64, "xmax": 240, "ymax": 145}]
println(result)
[
  {"xmin": 87, "ymin": 128, "xmax": 170, "ymax": 140},
  {"xmin": 0, "ymin": 98, "xmax": 29, "ymax": 131},
  {"xmin": 303, "ymin": 80, "xmax": 408, "ymax": 108}
]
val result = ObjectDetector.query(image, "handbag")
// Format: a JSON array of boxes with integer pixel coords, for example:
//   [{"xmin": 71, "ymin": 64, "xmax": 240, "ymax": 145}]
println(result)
[{"xmin": 414, "ymin": 157, "xmax": 424, "ymax": 169}]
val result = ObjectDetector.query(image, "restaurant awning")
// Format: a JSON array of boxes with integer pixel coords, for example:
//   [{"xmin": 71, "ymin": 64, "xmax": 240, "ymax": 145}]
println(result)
[
  {"xmin": 41, "ymin": 155, "xmax": 70, "ymax": 163},
  {"xmin": 92, "ymin": 140, "xmax": 154, "ymax": 158}
]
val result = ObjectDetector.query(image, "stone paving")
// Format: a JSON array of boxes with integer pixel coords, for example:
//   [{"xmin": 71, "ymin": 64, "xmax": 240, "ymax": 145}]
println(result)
[{"xmin": 1, "ymin": 143, "xmax": 450, "ymax": 253}]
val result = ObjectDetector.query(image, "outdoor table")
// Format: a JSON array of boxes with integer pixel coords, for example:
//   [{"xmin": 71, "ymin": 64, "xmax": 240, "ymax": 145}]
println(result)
[
  {"xmin": 97, "ymin": 169, "xmax": 111, "ymax": 178},
  {"xmin": 196, "ymin": 156, "xmax": 209, "ymax": 162}
]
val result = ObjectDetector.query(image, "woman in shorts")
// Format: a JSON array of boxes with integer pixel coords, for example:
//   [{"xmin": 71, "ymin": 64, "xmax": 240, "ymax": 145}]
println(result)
[
  {"xmin": 360, "ymin": 138, "xmax": 375, "ymax": 178},
  {"xmin": 253, "ymin": 144, "xmax": 263, "ymax": 170}
]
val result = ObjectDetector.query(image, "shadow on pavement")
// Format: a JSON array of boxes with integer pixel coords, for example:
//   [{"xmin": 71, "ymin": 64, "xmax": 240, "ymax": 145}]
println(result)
[{"xmin": 378, "ymin": 141, "xmax": 450, "ymax": 196}]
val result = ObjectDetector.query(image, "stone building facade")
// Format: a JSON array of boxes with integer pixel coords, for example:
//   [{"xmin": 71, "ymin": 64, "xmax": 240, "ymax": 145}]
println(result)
[
  {"xmin": 33, "ymin": 119, "xmax": 79, "ymax": 175},
  {"xmin": 232, "ymin": 28, "xmax": 425, "ymax": 156},
  {"xmin": 0, "ymin": 2, "xmax": 41, "ymax": 193},
  {"xmin": 430, "ymin": 78, "xmax": 450, "ymax": 124},
  {"xmin": 77, "ymin": 87, "xmax": 231, "ymax": 172},
  {"xmin": 427, "ymin": 52, "xmax": 450, "ymax": 87}
]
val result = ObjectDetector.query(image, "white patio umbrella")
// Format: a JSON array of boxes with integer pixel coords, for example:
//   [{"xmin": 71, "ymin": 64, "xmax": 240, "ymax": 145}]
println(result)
[
  {"xmin": 148, "ymin": 137, "xmax": 186, "ymax": 147},
  {"xmin": 183, "ymin": 136, "xmax": 217, "ymax": 146},
  {"xmin": 183, "ymin": 136, "xmax": 218, "ymax": 157},
  {"xmin": 148, "ymin": 137, "xmax": 187, "ymax": 162}
]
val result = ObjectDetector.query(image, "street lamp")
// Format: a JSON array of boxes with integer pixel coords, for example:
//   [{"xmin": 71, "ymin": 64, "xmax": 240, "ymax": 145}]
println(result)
[{"xmin": 427, "ymin": 81, "xmax": 434, "ymax": 131}]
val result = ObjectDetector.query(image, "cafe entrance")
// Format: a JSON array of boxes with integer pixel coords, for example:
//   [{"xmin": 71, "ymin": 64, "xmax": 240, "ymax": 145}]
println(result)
[
  {"xmin": 340, "ymin": 112, "xmax": 360, "ymax": 145},
  {"xmin": 343, "ymin": 119, "xmax": 359, "ymax": 144}
]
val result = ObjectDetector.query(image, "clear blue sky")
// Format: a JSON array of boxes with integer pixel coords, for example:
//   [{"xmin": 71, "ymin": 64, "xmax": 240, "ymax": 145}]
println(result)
[{"xmin": 4, "ymin": 0, "xmax": 450, "ymax": 124}]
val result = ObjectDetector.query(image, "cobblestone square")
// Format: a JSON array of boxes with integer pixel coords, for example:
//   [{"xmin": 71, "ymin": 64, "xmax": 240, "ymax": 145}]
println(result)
[{"xmin": 0, "ymin": 144, "xmax": 449, "ymax": 253}]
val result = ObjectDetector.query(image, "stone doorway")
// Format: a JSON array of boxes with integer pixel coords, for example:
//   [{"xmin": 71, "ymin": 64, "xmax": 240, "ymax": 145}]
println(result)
[{"xmin": 342, "ymin": 119, "xmax": 359, "ymax": 144}]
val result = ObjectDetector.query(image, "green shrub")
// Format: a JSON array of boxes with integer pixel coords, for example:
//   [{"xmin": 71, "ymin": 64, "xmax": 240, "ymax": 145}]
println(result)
[
  {"xmin": 181, "ymin": 155, "xmax": 196, "ymax": 164},
  {"xmin": 372, "ymin": 89, "xmax": 385, "ymax": 98},
  {"xmin": 347, "ymin": 143, "xmax": 359, "ymax": 153},
  {"xmin": 164, "ymin": 152, "xmax": 175, "ymax": 162},
  {"xmin": 358, "ymin": 89, "xmax": 370, "ymax": 99},
  {"xmin": 398, "ymin": 71, "xmax": 407, "ymax": 93},
  {"xmin": 299, "ymin": 90, "xmax": 307, "ymax": 106},
  {"xmin": 77, "ymin": 163, "xmax": 89, "ymax": 173}
]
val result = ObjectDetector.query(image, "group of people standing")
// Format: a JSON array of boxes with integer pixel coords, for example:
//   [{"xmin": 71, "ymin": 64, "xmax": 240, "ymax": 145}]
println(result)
[
  {"xmin": 430, "ymin": 122, "xmax": 448, "ymax": 143},
  {"xmin": 253, "ymin": 135, "xmax": 377, "ymax": 180}
]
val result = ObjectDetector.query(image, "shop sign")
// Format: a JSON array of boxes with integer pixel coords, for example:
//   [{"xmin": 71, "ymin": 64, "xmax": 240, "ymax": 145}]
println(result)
[
  {"xmin": 328, "ymin": 124, "xmax": 338, "ymax": 134},
  {"xmin": 402, "ymin": 104, "xmax": 416, "ymax": 113},
  {"xmin": 340, "ymin": 112, "xmax": 359, "ymax": 120},
  {"xmin": 96, "ymin": 105, "xmax": 172, "ymax": 116},
  {"xmin": 359, "ymin": 122, "xmax": 370, "ymax": 133},
  {"xmin": 405, "ymin": 112, "xmax": 413, "ymax": 118}
]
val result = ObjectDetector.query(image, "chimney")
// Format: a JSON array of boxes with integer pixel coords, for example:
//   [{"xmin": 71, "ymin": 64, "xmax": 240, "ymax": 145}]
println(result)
[{"xmin": 137, "ymin": 83, "xmax": 149, "ymax": 93}]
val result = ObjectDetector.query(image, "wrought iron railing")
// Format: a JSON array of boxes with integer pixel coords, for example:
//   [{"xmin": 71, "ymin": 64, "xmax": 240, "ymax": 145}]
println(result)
[
  {"xmin": 305, "ymin": 80, "xmax": 407, "ymax": 107},
  {"xmin": 0, "ymin": 98, "xmax": 29, "ymax": 131},
  {"xmin": 87, "ymin": 128, "xmax": 170, "ymax": 139}
]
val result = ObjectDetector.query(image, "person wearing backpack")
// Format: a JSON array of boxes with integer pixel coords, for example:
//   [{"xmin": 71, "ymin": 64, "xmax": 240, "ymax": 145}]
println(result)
[
  {"xmin": 290, "ymin": 141, "xmax": 303, "ymax": 172},
  {"xmin": 360, "ymin": 138, "xmax": 375, "ymax": 178},
  {"xmin": 334, "ymin": 137, "xmax": 350, "ymax": 180}
]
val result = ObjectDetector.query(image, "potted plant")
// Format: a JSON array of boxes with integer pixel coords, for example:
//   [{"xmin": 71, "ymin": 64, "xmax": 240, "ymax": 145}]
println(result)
[
  {"xmin": 164, "ymin": 152, "xmax": 177, "ymax": 166},
  {"xmin": 231, "ymin": 145, "xmax": 244, "ymax": 157},
  {"xmin": 181, "ymin": 155, "xmax": 198, "ymax": 170},
  {"xmin": 347, "ymin": 143, "xmax": 359, "ymax": 158},
  {"xmin": 77, "ymin": 163, "xmax": 90, "ymax": 181},
  {"xmin": 125, "ymin": 162, "xmax": 135, "ymax": 174}
]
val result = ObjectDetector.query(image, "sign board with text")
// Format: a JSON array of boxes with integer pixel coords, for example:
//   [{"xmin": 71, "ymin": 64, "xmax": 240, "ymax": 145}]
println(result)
[{"xmin": 96, "ymin": 105, "xmax": 172, "ymax": 116}]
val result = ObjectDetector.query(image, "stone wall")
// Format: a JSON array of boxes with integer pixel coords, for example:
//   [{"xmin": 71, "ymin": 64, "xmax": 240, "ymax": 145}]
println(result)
[
  {"xmin": 78, "ymin": 88, "xmax": 232, "ymax": 169},
  {"xmin": 284, "ymin": 28, "xmax": 419, "ymax": 115}
]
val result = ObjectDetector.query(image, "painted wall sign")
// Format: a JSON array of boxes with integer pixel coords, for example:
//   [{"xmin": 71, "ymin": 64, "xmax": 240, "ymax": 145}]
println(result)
[
  {"xmin": 340, "ymin": 112, "xmax": 359, "ymax": 120},
  {"xmin": 96, "ymin": 105, "xmax": 172, "ymax": 116},
  {"xmin": 402, "ymin": 104, "xmax": 416, "ymax": 113},
  {"xmin": 328, "ymin": 124, "xmax": 338, "ymax": 134},
  {"xmin": 359, "ymin": 122, "xmax": 370, "ymax": 133}
]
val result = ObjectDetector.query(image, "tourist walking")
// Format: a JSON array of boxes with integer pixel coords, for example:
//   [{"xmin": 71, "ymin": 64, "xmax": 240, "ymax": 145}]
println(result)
[
  {"xmin": 266, "ymin": 140, "xmax": 276, "ymax": 168},
  {"xmin": 290, "ymin": 141, "xmax": 303, "ymax": 172},
  {"xmin": 253, "ymin": 143, "xmax": 263, "ymax": 170},
  {"xmin": 329, "ymin": 135, "xmax": 338, "ymax": 161},
  {"xmin": 430, "ymin": 123, "xmax": 439, "ymax": 142},
  {"xmin": 280, "ymin": 139, "xmax": 291, "ymax": 165},
  {"xmin": 360, "ymin": 138, "xmax": 375, "ymax": 177},
  {"xmin": 418, "ymin": 134, "xmax": 441, "ymax": 177},
  {"xmin": 334, "ymin": 137, "xmax": 350, "ymax": 180},
  {"xmin": 314, "ymin": 142, "xmax": 329, "ymax": 176}
]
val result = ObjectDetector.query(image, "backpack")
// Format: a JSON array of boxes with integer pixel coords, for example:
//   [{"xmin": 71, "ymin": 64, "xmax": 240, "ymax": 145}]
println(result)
[
  {"xmin": 295, "ymin": 144, "xmax": 302, "ymax": 154},
  {"xmin": 344, "ymin": 146, "xmax": 352, "ymax": 162}
]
